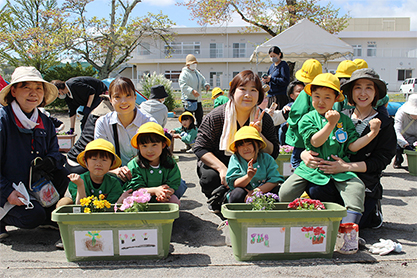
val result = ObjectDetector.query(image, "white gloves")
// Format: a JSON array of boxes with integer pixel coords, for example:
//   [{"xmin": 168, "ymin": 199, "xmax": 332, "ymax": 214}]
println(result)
[{"xmin": 369, "ymin": 239, "xmax": 402, "ymax": 255}]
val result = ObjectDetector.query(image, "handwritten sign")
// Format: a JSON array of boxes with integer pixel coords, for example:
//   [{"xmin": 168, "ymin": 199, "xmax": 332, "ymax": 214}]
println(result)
[
  {"xmin": 246, "ymin": 227, "xmax": 285, "ymax": 254},
  {"xmin": 289, "ymin": 226, "xmax": 327, "ymax": 253},
  {"xmin": 118, "ymin": 229, "xmax": 158, "ymax": 256},
  {"xmin": 74, "ymin": 230, "xmax": 114, "ymax": 257}
]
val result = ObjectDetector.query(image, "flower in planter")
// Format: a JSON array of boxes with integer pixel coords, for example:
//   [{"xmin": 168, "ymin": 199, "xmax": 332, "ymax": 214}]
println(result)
[
  {"xmin": 118, "ymin": 188, "xmax": 151, "ymax": 212},
  {"xmin": 279, "ymin": 145, "xmax": 294, "ymax": 155},
  {"xmin": 246, "ymin": 190, "xmax": 280, "ymax": 211},
  {"xmin": 413, "ymin": 141, "xmax": 417, "ymax": 151},
  {"xmin": 287, "ymin": 198, "xmax": 326, "ymax": 210},
  {"xmin": 80, "ymin": 194, "xmax": 111, "ymax": 213}
]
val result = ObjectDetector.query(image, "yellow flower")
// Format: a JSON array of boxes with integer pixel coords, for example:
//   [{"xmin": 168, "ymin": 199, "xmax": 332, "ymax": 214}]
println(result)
[
  {"xmin": 104, "ymin": 200, "xmax": 111, "ymax": 208},
  {"xmin": 84, "ymin": 207, "xmax": 91, "ymax": 213},
  {"xmin": 80, "ymin": 198, "xmax": 91, "ymax": 206},
  {"xmin": 99, "ymin": 194, "xmax": 105, "ymax": 200}
]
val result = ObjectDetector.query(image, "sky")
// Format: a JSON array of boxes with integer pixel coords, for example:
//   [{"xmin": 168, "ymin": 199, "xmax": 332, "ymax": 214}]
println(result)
[{"xmin": 1, "ymin": 0, "xmax": 416, "ymax": 31}]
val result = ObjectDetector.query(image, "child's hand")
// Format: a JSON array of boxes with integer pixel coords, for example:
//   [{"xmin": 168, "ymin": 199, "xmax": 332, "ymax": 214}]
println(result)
[
  {"xmin": 325, "ymin": 110, "xmax": 340, "ymax": 126},
  {"xmin": 247, "ymin": 158, "xmax": 257, "ymax": 179},
  {"xmin": 369, "ymin": 118, "xmax": 381, "ymax": 133},
  {"xmin": 68, "ymin": 173, "xmax": 84, "ymax": 187},
  {"xmin": 116, "ymin": 166, "xmax": 132, "ymax": 182},
  {"xmin": 250, "ymin": 107, "xmax": 265, "ymax": 132},
  {"xmin": 155, "ymin": 185, "xmax": 174, "ymax": 202},
  {"xmin": 173, "ymin": 134, "xmax": 181, "ymax": 139},
  {"xmin": 117, "ymin": 189, "xmax": 133, "ymax": 204}
]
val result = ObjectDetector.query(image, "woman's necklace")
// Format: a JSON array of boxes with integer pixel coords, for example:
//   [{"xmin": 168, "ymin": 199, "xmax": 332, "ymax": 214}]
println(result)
[{"xmin": 354, "ymin": 108, "xmax": 374, "ymax": 125}]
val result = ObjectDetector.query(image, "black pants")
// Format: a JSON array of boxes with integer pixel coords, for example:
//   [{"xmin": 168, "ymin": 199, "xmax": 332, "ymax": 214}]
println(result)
[
  {"xmin": 185, "ymin": 102, "xmax": 203, "ymax": 128},
  {"xmin": 1, "ymin": 167, "xmax": 69, "ymax": 229},
  {"xmin": 196, "ymin": 161, "xmax": 222, "ymax": 199}
]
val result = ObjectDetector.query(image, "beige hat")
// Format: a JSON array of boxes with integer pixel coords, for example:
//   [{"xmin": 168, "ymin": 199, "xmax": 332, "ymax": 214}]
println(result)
[
  {"xmin": 185, "ymin": 54, "xmax": 197, "ymax": 66},
  {"xmin": 402, "ymin": 94, "xmax": 417, "ymax": 116},
  {"xmin": 0, "ymin": 66, "xmax": 58, "ymax": 106}
]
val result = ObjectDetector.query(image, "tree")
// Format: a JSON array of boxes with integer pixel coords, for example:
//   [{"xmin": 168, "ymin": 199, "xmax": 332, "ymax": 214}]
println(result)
[
  {"xmin": 179, "ymin": 0, "xmax": 350, "ymax": 37},
  {"xmin": 61, "ymin": 0, "xmax": 175, "ymax": 79},
  {"xmin": 0, "ymin": 0, "xmax": 69, "ymax": 73}
]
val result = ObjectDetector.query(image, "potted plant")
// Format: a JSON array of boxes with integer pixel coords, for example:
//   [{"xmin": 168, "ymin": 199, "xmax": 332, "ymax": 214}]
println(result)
[
  {"xmin": 221, "ymin": 197, "xmax": 346, "ymax": 261},
  {"xmin": 404, "ymin": 142, "xmax": 417, "ymax": 176},
  {"xmin": 52, "ymin": 189, "xmax": 179, "ymax": 262},
  {"xmin": 275, "ymin": 145, "xmax": 294, "ymax": 177}
]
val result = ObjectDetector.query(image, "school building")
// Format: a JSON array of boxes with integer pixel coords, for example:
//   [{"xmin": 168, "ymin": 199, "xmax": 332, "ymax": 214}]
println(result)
[{"xmin": 119, "ymin": 17, "xmax": 417, "ymax": 92}]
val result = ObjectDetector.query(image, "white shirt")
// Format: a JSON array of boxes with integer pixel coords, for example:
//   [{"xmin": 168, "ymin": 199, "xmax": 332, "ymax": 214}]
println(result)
[{"xmin": 94, "ymin": 107, "xmax": 157, "ymax": 166}]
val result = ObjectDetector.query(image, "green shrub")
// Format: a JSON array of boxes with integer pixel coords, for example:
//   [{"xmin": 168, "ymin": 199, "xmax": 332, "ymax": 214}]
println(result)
[{"xmin": 140, "ymin": 72, "xmax": 176, "ymax": 112}]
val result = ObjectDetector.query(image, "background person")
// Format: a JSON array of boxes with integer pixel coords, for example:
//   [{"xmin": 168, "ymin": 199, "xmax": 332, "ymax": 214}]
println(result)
[
  {"xmin": 140, "ymin": 85, "xmax": 169, "ymax": 127},
  {"xmin": 0, "ymin": 66, "xmax": 69, "ymax": 238},
  {"xmin": 179, "ymin": 54, "xmax": 210, "ymax": 127},
  {"xmin": 51, "ymin": 77, "xmax": 108, "ymax": 132},
  {"xmin": 194, "ymin": 70, "xmax": 279, "ymax": 213},
  {"xmin": 393, "ymin": 94, "xmax": 417, "ymax": 168},
  {"xmin": 211, "ymin": 87, "xmax": 229, "ymax": 108},
  {"xmin": 262, "ymin": 46, "xmax": 290, "ymax": 110}
]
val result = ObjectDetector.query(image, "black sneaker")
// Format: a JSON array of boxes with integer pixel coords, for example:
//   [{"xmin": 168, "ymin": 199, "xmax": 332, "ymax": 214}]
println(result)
[
  {"xmin": 208, "ymin": 203, "xmax": 221, "ymax": 214},
  {"xmin": 370, "ymin": 202, "xmax": 384, "ymax": 229}
]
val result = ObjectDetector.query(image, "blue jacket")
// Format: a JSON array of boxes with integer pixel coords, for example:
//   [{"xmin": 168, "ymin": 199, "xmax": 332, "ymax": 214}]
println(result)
[
  {"xmin": 267, "ymin": 61, "xmax": 290, "ymax": 97},
  {"xmin": 0, "ymin": 105, "xmax": 65, "ymax": 206}
]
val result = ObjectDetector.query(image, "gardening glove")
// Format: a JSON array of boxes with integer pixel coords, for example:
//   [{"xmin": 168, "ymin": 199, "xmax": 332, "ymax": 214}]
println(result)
[
  {"xmin": 369, "ymin": 239, "xmax": 402, "ymax": 256},
  {"xmin": 207, "ymin": 185, "xmax": 228, "ymax": 205}
]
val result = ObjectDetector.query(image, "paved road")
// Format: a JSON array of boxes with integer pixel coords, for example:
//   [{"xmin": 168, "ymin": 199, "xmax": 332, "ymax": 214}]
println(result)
[{"xmin": 1, "ymin": 114, "xmax": 416, "ymax": 277}]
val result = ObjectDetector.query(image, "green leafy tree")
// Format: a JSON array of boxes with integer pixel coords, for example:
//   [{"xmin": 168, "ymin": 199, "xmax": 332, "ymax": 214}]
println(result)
[
  {"xmin": 0, "ymin": 0, "xmax": 68, "ymax": 73},
  {"xmin": 61, "ymin": 0, "xmax": 175, "ymax": 79},
  {"xmin": 140, "ymin": 72, "xmax": 175, "ymax": 112},
  {"xmin": 179, "ymin": 0, "xmax": 350, "ymax": 36}
]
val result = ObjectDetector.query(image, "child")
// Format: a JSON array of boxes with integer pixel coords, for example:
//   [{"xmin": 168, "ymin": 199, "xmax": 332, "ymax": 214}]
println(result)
[
  {"xmin": 124, "ymin": 122, "xmax": 181, "ymax": 205},
  {"xmin": 211, "ymin": 87, "xmax": 229, "ymax": 108},
  {"xmin": 277, "ymin": 80, "xmax": 305, "ymax": 145},
  {"xmin": 140, "ymin": 84, "xmax": 169, "ymax": 127},
  {"xmin": 170, "ymin": 111, "xmax": 198, "ymax": 153},
  {"xmin": 67, "ymin": 138, "xmax": 128, "ymax": 204},
  {"xmin": 226, "ymin": 126, "xmax": 284, "ymax": 203},
  {"xmin": 279, "ymin": 73, "xmax": 381, "ymax": 224}
]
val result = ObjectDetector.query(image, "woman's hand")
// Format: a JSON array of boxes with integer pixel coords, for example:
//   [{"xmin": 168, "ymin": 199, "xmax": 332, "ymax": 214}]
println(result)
[
  {"xmin": 250, "ymin": 108, "xmax": 265, "ymax": 132},
  {"xmin": 68, "ymin": 173, "xmax": 84, "ymax": 187},
  {"xmin": 117, "ymin": 189, "xmax": 133, "ymax": 204},
  {"xmin": 300, "ymin": 150, "xmax": 324, "ymax": 169},
  {"xmin": 7, "ymin": 190, "xmax": 25, "ymax": 206},
  {"xmin": 247, "ymin": 158, "xmax": 257, "ymax": 179},
  {"xmin": 263, "ymin": 76, "xmax": 271, "ymax": 83},
  {"xmin": 318, "ymin": 155, "xmax": 350, "ymax": 174},
  {"xmin": 369, "ymin": 118, "xmax": 381, "ymax": 134},
  {"xmin": 192, "ymin": 90, "xmax": 200, "ymax": 97}
]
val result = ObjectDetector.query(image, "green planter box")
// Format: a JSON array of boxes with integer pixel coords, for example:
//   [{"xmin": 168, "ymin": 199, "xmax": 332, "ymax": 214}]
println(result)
[
  {"xmin": 275, "ymin": 154, "xmax": 294, "ymax": 177},
  {"xmin": 52, "ymin": 203, "xmax": 179, "ymax": 262},
  {"xmin": 221, "ymin": 202, "xmax": 346, "ymax": 261},
  {"xmin": 405, "ymin": 150, "xmax": 417, "ymax": 176}
]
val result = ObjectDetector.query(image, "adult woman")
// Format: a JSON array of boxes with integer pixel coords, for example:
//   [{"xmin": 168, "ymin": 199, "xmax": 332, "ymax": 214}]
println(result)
[
  {"xmin": 94, "ymin": 77, "xmax": 156, "ymax": 182},
  {"xmin": 179, "ymin": 54, "xmax": 210, "ymax": 127},
  {"xmin": 393, "ymin": 94, "xmax": 417, "ymax": 168},
  {"xmin": 194, "ymin": 70, "xmax": 279, "ymax": 213},
  {"xmin": 302, "ymin": 68, "xmax": 396, "ymax": 229},
  {"xmin": 0, "ymin": 67, "xmax": 69, "ymax": 238},
  {"xmin": 262, "ymin": 46, "xmax": 290, "ymax": 110}
]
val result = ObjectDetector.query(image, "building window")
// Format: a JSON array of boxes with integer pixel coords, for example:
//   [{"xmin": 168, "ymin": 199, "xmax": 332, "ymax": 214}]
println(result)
[
  {"xmin": 398, "ymin": 69, "xmax": 412, "ymax": 81},
  {"xmin": 138, "ymin": 43, "xmax": 150, "ymax": 55},
  {"xmin": 210, "ymin": 43, "xmax": 223, "ymax": 58},
  {"xmin": 352, "ymin": 45, "xmax": 362, "ymax": 57},
  {"xmin": 164, "ymin": 70, "xmax": 182, "ymax": 83},
  {"xmin": 165, "ymin": 42, "xmax": 200, "ymax": 55},
  {"xmin": 367, "ymin": 43, "xmax": 377, "ymax": 57},
  {"xmin": 232, "ymin": 72, "xmax": 239, "ymax": 78},
  {"xmin": 233, "ymin": 43, "xmax": 246, "ymax": 58},
  {"xmin": 210, "ymin": 72, "xmax": 223, "ymax": 87}
]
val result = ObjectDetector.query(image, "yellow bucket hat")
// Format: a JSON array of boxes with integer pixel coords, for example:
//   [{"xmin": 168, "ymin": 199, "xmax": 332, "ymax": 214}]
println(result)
[
  {"xmin": 211, "ymin": 87, "xmax": 224, "ymax": 99},
  {"xmin": 77, "ymin": 138, "xmax": 122, "ymax": 170},
  {"xmin": 131, "ymin": 122, "xmax": 171, "ymax": 149},
  {"xmin": 229, "ymin": 126, "xmax": 267, "ymax": 153},
  {"xmin": 334, "ymin": 60, "xmax": 358, "ymax": 78},
  {"xmin": 353, "ymin": 59, "xmax": 368, "ymax": 70},
  {"xmin": 295, "ymin": 59, "xmax": 323, "ymax": 84},
  {"xmin": 304, "ymin": 73, "xmax": 345, "ymax": 102},
  {"xmin": 178, "ymin": 111, "xmax": 195, "ymax": 123}
]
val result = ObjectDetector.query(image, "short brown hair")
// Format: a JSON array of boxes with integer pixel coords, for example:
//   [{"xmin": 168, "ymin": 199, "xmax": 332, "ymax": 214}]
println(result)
[{"xmin": 229, "ymin": 70, "xmax": 264, "ymax": 105}]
